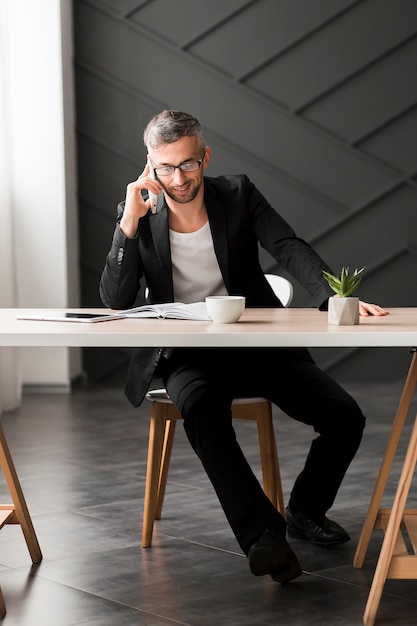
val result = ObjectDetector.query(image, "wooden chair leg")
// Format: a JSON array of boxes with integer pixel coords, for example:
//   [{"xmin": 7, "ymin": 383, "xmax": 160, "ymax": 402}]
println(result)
[
  {"xmin": 141, "ymin": 405, "xmax": 168, "ymax": 547},
  {"xmin": 0, "ymin": 424, "xmax": 42, "ymax": 563},
  {"xmin": 142, "ymin": 397, "xmax": 285, "ymax": 547},
  {"xmin": 155, "ymin": 419, "xmax": 177, "ymax": 519},
  {"xmin": 255, "ymin": 403, "xmax": 285, "ymax": 515}
]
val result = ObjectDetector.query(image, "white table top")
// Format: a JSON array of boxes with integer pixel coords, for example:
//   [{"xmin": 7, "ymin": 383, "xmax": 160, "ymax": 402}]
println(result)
[{"xmin": 0, "ymin": 307, "xmax": 416, "ymax": 348}]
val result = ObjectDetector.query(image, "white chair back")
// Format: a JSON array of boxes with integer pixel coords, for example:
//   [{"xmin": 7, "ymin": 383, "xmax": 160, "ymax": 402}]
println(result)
[{"xmin": 265, "ymin": 274, "xmax": 293, "ymax": 307}]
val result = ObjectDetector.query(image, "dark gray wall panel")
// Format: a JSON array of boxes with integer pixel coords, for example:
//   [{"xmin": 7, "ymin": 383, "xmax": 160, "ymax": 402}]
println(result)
[
  {"xmin": 358, "ymin": 107, "xmax": 417, "ymax": 173},
  {"xmin": 73, "ymin": 0, "xmax": 417, "ymax": 381},
  {"xmin": 96, "ymin": 0, "xmax": 145, "ymax": 12},
  {"xmin": 129, "ymin": 0, "xmax": 249, "ymax": 48},
  {"xmin": 186, "ymin": 0, "xmax": 356, "ymax": 79},
  {"xmin": 76, "ymin": 136, "xmax": 138, "ymax": 218},
  {"xmin": 311, "ymin": 346, "xmax": 413, "ymax": 383},
  {"xmin": 75, "ymin": 69, "xmax": 157, "ymax": 174},
  {"xmin": 75, "ymin": 70, "xmax": 150, "ymax": 161},
  {"xmin": 303, "ymin": 37, "xmax": 417, "ymax": 141},
  {"xmin": 312, "ymin": 185, "xmax": 417, "ymax": 261},
  {"xmin": 246, "ymin": 0, "xmax": 417, "ymax": 111},
  {"xmin": 74, "ymin": 1, "xmax": 398, "ymax": 209}
]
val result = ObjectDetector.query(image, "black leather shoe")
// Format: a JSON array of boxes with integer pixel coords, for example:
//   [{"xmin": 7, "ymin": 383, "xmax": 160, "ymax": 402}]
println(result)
[
  {"xmin": 248, "ymin": 529, "xmax": 302, "ymax": 583},
  {"xmin": 286, "ymin": 508, "xmax": 350, "ymax": 547}
]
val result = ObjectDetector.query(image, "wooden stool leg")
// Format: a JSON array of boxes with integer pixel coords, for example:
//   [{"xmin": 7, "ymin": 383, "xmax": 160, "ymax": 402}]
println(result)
[
  {"xmin": 354, "ymin": 351, "xmax": 417, "ymax": 568},
  {"xmin": 155, "ymin": 419, "xmax": 177, "ymax": 519},
  {"xmin": 363, "ymin": 410, "xmax": 417, "ymax": 626},
  {"xmin": 256, "ymin": 404, "xmax": 285, "ymax": 515},
  {"xmin": 142, "ymin": 406, "xmax": 167, "ymax": 547},
  {"xmin": 0, "ymin": 424, "xmax": 42, "ymax": 563}
]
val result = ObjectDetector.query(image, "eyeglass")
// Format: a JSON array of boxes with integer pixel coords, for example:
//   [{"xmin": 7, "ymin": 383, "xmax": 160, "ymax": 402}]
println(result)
[{"xmin": 152, "ymin": 150, "xmax": 206, "ymax": 177}]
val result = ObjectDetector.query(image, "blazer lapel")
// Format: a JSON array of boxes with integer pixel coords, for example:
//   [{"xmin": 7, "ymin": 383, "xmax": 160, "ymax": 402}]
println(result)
[
  {"xmin": 205, "ymin": 184, "xmax": 230, "ymax": 290},
  {"xmin": 149, "ymin": 203, "xmax": 174, "ymax": 300}
]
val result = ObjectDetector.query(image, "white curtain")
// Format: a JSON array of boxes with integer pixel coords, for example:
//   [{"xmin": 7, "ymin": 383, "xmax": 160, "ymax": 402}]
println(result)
[
  {"xmin": 0, "ymin": 2, "xmax": 82, "ymax": 411},
  {"xmin": 0, "ymin": 1, "xmax": 22, "ymax": 414}
]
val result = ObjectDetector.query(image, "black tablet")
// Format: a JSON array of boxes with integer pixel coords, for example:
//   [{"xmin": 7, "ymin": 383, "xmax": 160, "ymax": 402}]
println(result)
[{"xmin": 16, "ymin": 312, "xmax": 122, "ymax": 323}]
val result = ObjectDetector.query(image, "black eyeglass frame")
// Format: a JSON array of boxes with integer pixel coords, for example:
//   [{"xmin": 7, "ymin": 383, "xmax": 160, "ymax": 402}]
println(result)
[{"xmin": 150, "ymin": 149, "xmax": 206, "ymax": 177}]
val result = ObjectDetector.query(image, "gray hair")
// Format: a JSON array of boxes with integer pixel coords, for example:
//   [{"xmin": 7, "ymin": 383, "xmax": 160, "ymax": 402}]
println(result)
[{"xmin": 143, "ymin": 110, "xmax": 204, "ymax": 150}]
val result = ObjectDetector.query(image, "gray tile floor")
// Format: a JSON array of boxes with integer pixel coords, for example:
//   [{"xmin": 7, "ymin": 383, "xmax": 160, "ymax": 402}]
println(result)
[{"xmin": 1, "ymin": 371, "xmax": 417, "ymax": 625}]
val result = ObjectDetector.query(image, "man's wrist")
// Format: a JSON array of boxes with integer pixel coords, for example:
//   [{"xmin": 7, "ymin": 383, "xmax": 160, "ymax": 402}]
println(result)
[{"xmin": 120, "ymin": 214, "xmax": 140, "ymax": 239}]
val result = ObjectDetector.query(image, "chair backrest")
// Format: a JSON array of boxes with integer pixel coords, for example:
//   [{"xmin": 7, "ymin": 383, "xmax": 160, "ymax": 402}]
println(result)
[{"xmin": 265, "ymin": 274, "xmax": 293, "ymax": 307}]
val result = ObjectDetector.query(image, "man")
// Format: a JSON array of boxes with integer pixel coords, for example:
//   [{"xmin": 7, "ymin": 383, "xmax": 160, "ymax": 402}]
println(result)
[{"xmin": 100, "ymin": 110, "xmax": 387, "ymax": 583}]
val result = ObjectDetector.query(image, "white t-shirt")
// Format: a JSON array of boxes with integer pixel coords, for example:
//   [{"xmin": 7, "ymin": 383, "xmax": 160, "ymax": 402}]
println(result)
[{"xmin": 169, "ymin": 221, "xmax": 228, "ymax": 303}]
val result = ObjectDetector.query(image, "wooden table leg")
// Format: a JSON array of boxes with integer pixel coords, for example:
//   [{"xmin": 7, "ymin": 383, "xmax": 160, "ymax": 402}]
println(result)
[
  {"xmin": 363, "ymin": 409, "xmax": 417, "ymax": 626},
  {"xmin": 0, "ymin": 424, "xmax": 42, "ymax": 563},
  {"xmin": 354, "ymin": 350, "xmax": 417, "ymax": 569}
]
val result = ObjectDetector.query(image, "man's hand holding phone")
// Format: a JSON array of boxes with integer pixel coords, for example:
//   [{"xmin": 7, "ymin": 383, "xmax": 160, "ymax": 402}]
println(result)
[
  {"xmin": 147, "ymin": 157, "xmax": 159, "ymax": 214},
  {"xmin": 120, "ymin": 162, "xmax": 163, "ymax": 238}
]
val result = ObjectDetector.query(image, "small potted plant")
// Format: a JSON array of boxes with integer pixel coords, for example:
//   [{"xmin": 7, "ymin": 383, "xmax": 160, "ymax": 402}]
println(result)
[{"xmin": 323, "ymin": 266, "xmax": 365, "ymax": 325}]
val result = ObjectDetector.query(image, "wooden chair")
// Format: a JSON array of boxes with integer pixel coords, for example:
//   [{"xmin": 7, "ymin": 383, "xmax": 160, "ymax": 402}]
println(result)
[
  {"xmin": 0, "ymin": 421, "xmax": 43, "ymax": 615},
  {"xmin": 0, "ymin": 423, "xmax": 42, "ymax": 564},
  {"xmin": 142, "ymin": 275, "xmax": 293, "ymax": 547}
]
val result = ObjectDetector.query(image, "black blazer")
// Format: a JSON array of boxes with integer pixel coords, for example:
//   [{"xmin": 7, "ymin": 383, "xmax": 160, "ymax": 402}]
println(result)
[{"xmin": 100, "ymin": 174, "xmax": 333, "ymax": 406}]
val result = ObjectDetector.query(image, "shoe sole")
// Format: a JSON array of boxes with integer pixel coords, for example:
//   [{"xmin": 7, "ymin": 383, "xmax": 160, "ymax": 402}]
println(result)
[
  {"xmin": 270, "ymin": 562, "xmax": 303, "ymax": 584},
  {"xmin": 249, "ymin": 545, "xmax": 303, "ymax": 583},
  {"xmin": 249, "ymin": 546, "xmax": 287, "ymax": 577}
]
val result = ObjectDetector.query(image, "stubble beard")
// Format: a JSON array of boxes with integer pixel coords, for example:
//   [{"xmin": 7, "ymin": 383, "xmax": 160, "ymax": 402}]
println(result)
[{"xmin": 162, "ymin": 179, "xmax": 201, "ymax": 204}]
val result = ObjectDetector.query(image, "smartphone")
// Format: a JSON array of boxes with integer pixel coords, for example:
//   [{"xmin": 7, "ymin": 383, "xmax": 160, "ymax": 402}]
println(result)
[{"xmin": 147, "ymin": 156, "xmax": 158, "ymax": 214}]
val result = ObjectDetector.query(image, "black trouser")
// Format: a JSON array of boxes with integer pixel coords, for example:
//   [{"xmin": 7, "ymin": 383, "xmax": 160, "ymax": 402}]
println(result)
[{"xmin": 161, "ymin": 348, "xmax": 366, "ymax": 554}]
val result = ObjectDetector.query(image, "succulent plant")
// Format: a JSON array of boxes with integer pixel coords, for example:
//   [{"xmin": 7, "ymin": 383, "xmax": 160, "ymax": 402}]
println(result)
[{"xmin": 322, "ymin": 266, "xmax": 365, "ymax": 298}]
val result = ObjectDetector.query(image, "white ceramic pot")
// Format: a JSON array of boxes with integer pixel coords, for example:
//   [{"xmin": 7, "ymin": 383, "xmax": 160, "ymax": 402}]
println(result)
[{"xmin": 328, "ymin": 296, "xmax": 359, "ymax": 325}]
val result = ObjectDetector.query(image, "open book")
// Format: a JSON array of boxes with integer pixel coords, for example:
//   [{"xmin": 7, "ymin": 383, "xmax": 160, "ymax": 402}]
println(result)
[
  {"xmin": 17, "ymin": 302, "xmax": 211, "ymax": 323},
  {"xmin": 120, "ymin": 301, "xmax": 211, "ymax": 321}
]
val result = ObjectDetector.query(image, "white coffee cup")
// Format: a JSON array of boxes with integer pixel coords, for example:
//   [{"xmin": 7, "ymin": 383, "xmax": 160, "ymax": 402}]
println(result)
[{"xmin": 205, "ymin": 296, "xmax": 245, "ymax": 323}]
